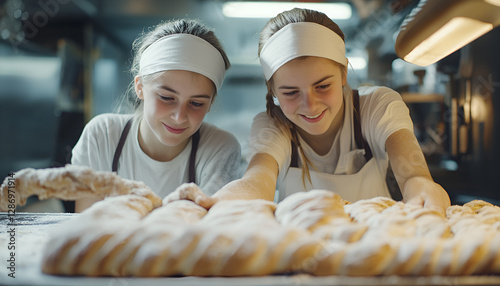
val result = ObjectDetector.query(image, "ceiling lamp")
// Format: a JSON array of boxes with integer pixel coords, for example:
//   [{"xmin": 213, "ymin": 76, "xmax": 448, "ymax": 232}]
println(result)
[
  {"xmin": 222, "ymin": 1, "xmax": 352, "ymax": 20},
  {"xmin": 395, "ymin": 0, "xmax": 500, "ymax": 66}
]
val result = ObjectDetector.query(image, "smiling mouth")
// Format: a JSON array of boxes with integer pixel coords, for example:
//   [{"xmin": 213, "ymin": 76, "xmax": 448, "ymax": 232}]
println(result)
[
  {"xmin": 304, "ymin": 113, "xmax": 322, "ymax": 119},
  {"xmin": 301, "ymin": 109, "xmax": 326, "ymax": 122},
  {"xmin": 163, "ymin": 123, "xmax": 187, "ymax": 134}
]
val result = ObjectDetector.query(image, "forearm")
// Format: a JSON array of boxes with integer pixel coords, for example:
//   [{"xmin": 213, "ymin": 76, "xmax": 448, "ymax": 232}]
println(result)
[
  {"xmin": 213, "ymin": 153, "xmax": 278, "ymax": 202},
  {"xmin": 385, "ymin": 129, "xmax": 432, "ymax": 190},
  {"xmin": 213, "ymin": 175, "xmax": 275, "ymax": 202},
  {"xmin": 385, "ymin": 129, "xmax": 450, "ymax": 213}
]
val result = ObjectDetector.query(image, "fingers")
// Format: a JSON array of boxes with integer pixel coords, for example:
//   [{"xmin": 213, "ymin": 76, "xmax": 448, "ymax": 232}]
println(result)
[
  {"xmin": 164, "ymin": 183, "xmax": 217, "ymax": 210},
  {"xmin": 162, "ymin": 183, "xmax": 198, "ymax": 204},
  {"xmin": 195, "ymin": 196, "xmax": 218, "ymax": 210},
  {"xmin": 402, "ymin": 177, "xmax": 450, "ymax": 216},
  {"xmin": 178, "ymin": 183, "xmax": 203, "ymax": 200},
  {"xmin": 180, "ymin": 184, "xmax": 217, "ymax": 209},
  {"xmin": 406, "ymin": 195, "xmax": 446, "ymax": 216}
]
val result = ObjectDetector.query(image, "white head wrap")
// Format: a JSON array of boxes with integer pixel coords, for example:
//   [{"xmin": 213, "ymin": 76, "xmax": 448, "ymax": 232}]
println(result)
[
  {"xmin": 259, "ymin": 22, "xmax": 348, "ymax": 80},
  {"xmin": 140, "ymin": 33, "xmax": 226, "ymax": 91}
]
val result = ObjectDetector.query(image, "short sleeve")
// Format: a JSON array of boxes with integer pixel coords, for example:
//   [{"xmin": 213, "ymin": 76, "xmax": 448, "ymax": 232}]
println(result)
[
  {"xmin": 196, "ymin": 124, "xmax": 242, "ymax": 195},
  {"xmin": 359, "ymin": 86, "xmax": 414, "ymax": 154},
  {"xmin": 247, "ymin": 112, "xmax": 291, "ymax": 171},
  {"xmin": 71, "ymin": 114, "xmax": 120, "ymax": 172}
]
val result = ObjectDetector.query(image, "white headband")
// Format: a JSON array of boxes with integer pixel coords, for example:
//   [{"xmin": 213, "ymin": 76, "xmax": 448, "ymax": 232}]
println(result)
[
  {"xmin": 259, "ymin": 22, "xmax": 348, "ymax": 80},
  {"xmin": 140, "ymin": 33, "xmax": 226, "ymax": 91}
]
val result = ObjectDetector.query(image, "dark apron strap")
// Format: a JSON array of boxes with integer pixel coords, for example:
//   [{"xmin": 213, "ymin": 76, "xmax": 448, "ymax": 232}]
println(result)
[
  {"xmin": 112, "ymin": 118, "xmax": 133, "ymax": 173},
  {"xmin": 188, "ymin": 130, "xmax": 200, "ymax": 183},
  {"xmin": 112, "ymin": 118, "xmax": 199, "ymax": 185},
  {"xmin": 290, "ymin": 132, "xmax": 299, "ymax": 168},
  {"xmin": 352, "ymin": 89, "xmax": 373, "ymax": 162},
  {"xmin": 353, "ymin": 90, "xmax": 402, "ymax": 201}
]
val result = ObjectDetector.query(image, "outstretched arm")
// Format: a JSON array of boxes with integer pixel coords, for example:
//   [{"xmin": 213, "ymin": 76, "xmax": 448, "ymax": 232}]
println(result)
[
  {"xmin": 385, "ymin": 128, "xmax": 451, "ymax": 215},
  {"xmin": 165, "ymin": 153, "xmax": 279, "ymax": 209},
  {"xmin": 214, "ymin": 153, "xmax": 278, "ymax": 201}
]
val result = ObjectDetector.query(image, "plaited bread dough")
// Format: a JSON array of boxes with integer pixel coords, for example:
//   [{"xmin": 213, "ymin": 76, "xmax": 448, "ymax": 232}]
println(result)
[
  {"xmin": 275, "ymin": 190, "xmax": 367, "ymax": 243},
  {"xmin": 42, "ymin": 192, "xmax": 326, "ymax": 277},
  {"xmin": 41, "ymin": 194, "xmax": 158, "ymax": 275},
  {"xmin": 343, "ymin": 196, "xmax": 397, "ymax": 223},
  {"xmin": 0, "ymin": 165, "xmax": 162, "ymax": 211},
  {"xmin": 310, "ymin": 238, "xmax": 396, "ymax": 276},
  {"xmin": 24, "ymin": 176, "xmax": 500, "ymax": 278}
]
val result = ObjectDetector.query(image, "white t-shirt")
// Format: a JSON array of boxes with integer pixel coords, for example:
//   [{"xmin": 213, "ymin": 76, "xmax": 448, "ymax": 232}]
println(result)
[
  {"xmin": 247, "ymin": 86, "xmax": 414, "ymax": 189},
  {"xmin": 72, "ymin": 113, "xmax": 241, "ymax": 198}
]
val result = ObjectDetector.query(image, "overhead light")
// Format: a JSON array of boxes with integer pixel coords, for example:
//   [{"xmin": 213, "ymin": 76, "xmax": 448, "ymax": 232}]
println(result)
[
  {"xmin": 404, "ymin": 17, "xmax": 492, "ymax": 66},
  {"xmin": 395, "ymin": 0, "xmax": 500, "ymax": 66},
  {"xmin": 348, "ymin": 56, "xmax": 367, "ymax": 70},
  {"xmin": 222, "ymin": 1, "xmax": 352, "ymax": 19}
]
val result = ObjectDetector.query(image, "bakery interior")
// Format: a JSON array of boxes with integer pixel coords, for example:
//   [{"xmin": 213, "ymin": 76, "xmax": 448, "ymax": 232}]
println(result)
[
  {"xmin": 1, "ymin": 0, "xmax": 500, "ymax": 284},
  {"xmin": 1, "ymin": 0, "xmax": 500, "ymax": 212}
]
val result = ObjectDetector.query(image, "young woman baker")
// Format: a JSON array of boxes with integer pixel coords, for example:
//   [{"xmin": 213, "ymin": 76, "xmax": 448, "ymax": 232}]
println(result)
[
  {"xmin": 72, "ymin": 19, "xmax": 241, "ymax": 212},
  {"xmin": 167, "ymin": 8, "xmax": 450, "ymax": 215}
]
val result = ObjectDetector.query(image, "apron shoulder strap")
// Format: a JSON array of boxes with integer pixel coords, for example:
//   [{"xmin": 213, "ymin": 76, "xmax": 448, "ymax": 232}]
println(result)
[
  {"xmin": 112, "ymin": 118, "xmax": 133, "ymax": 173},
  {"xmin": 188, "ymin": 130, "xmax": 200, "ymax": 183},
  {"xmin": 352, "ymin": 89, "xmax": 373, "ymax": 162},
  {"xmin": 353, "ymin": 90, "xmax": 402, "ymax": 201},
  {"xmin": 112, "ymin": 118, "xmax": 200, "ymax": 184}
]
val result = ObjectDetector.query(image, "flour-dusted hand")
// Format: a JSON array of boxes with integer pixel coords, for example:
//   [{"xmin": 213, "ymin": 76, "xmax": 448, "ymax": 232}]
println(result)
[
  {"xmin": 163, "ymin": 183, "xmax": 218, "ymax": 210},
  {"xmin": 402, "ymin": 176, "xmax": 451, "ymax": 216}
]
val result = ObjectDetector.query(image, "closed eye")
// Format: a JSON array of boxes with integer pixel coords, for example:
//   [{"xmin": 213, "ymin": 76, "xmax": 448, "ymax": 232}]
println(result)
[
  {"xmin": 190, "ymin": 101, "xmax": 204, "ymax": 107},
  {"xmin": 283, "ymin": 90, "xmax": 299, "ymax": 96},
  {"xmin": 158, "ymin": 95, "xmax": 174, "ymax": 101}
]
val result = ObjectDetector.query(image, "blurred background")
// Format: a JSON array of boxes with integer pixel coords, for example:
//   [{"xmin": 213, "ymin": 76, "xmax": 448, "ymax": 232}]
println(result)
[{"xmin": 1, "ymin": 0, "xmax": 499, "ymax": 211}]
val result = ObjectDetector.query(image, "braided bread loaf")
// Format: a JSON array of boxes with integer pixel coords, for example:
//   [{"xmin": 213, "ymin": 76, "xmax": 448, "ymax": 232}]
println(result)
[
  {"xmin": 42, "ymin": 185, "xmax": 325, "ymax": 276},
  {"xmin": 7, "ymin": 166, "xmax": 493, "ymax": 278},
  {"xmin": 0, "ymin": 165, "xmax": 162, "ymax": 211}
]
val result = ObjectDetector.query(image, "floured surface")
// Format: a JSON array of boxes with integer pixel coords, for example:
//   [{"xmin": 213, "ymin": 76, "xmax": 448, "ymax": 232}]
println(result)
[{"xmin": 2, "ymin": 212, "xmax": 500, "ymax": 285}]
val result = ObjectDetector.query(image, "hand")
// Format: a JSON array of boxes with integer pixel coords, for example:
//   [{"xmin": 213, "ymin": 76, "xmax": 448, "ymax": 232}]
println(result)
[
  {"xmin": 402, "ymin": 176, "xmax": 451, "ymax": 216},
  {"xmin": 163, "ymin": 183, "xmax": 218, "ymax": 209}
]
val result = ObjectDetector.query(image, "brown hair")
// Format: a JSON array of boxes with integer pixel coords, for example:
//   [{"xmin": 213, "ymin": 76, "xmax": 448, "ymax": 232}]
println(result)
[
  {"xmin": 117, "ymin": 19, "xmax": 231, "ymax": 114},
  {"xmin": 258, "ymin": 8, "xmax": 350, "ymax": 186}
]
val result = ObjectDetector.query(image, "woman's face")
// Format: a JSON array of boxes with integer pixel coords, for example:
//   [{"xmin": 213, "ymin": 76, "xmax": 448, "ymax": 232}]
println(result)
[
  {"xmin": 272, "ymin": 56, "xmax": 347, "ymax": 136},
  {"xmin": 135, "ymin": 70, "xmax": 215, "ymax": 148}
]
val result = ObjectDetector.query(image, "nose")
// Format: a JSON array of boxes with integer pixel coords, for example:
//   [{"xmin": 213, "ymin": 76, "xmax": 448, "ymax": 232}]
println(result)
[
  {"xmin": 303, "ymin": 89, "xmax": 317, "ymax": 108},
  {"xmin": 170, "ymin": 104, "xmax": 188, "ymax": 124}
]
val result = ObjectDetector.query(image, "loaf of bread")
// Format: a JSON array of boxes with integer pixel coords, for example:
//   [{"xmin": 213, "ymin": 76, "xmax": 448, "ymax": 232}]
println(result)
[
  {"xmin": 5, "ymin": 166, "xmax": 494, "ymax": 277},
  {"xmin": 0, "ymin": 165, "xmax": 162, "ymax": 211},
  {"xmin": 42, "ymin": 194, "xmax": 325, "ymax": 277}
]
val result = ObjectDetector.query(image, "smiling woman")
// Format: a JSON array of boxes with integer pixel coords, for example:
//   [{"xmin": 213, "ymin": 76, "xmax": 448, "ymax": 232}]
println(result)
[
  {"xmin": 70, "ymin": 19, "xmax": 241, "ymax": 212},
  {"xmin": 168, "ymin": 8, "xmax": 451, "ymax": 217}
]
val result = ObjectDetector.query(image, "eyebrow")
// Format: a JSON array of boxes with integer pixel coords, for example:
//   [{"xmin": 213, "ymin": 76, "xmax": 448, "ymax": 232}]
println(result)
[
  {"xmin": 158, "ymin": 85, "xmax": 212, "ymax": 99},
  {"xmin": 277, "ymin": 75, "xmax": 334, "ymax": 89}
]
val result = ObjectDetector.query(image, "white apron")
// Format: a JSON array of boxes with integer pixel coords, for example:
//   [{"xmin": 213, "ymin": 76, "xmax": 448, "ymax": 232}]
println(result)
[{"xmin": 279, "ymin": 91, "xmax": 391, "ymax": 203}]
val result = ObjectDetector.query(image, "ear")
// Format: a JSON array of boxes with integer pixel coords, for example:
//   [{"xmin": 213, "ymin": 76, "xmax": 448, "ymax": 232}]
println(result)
[
  {"xmin": 134, "ymin": 76, "xmax": 144, "ymax": 100},
  {"xmin": 342, "ymin": 61, "xmax": 348, "ymax": 86}
]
